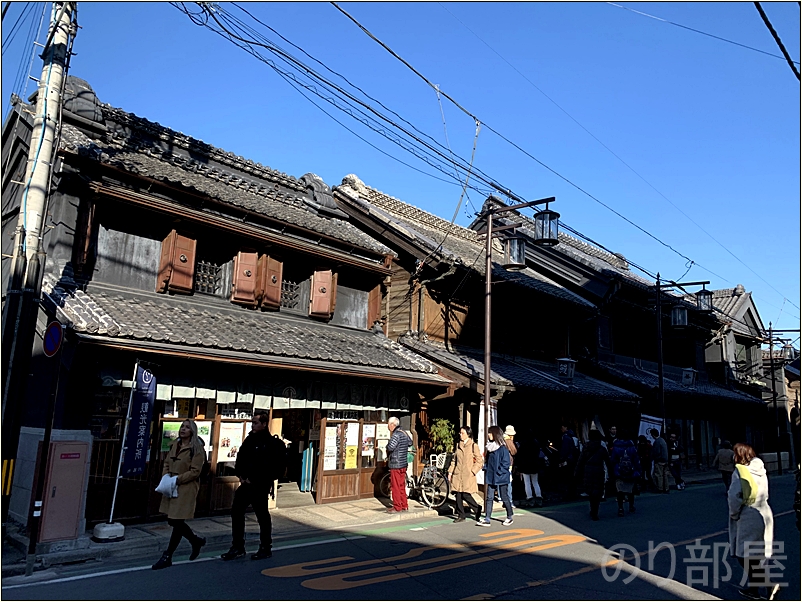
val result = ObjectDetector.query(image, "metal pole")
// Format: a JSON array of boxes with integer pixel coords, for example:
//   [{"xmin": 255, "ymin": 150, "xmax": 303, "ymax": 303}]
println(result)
[
  {"xmin": 483, "ymin": 211, "xmax": 493, "ymax": 451},
  {"xmin": 768, "ymin": 324, "xmax": 782, "ymax": 476},
  {"xmin": 109, "ymin": 361, "xmax": 139, "ymax": 524},
  {"xmin": 24, "ymin": 325, "xmax": 64, "ymax": 576},
  {"xmin": 656, "ymin": 274, "xmax": 665, "ymax": 434}
]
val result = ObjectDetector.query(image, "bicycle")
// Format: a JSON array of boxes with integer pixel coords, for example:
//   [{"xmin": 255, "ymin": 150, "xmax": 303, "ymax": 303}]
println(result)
[{"xmin": 378, "ymin": 453, "xmax": 451, "ymax": 509}]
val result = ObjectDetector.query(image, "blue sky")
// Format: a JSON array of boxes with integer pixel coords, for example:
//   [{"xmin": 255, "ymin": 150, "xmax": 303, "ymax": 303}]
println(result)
[{"xmin": 3, "ymin": 2, "xmax": 800, "ymax": 338}]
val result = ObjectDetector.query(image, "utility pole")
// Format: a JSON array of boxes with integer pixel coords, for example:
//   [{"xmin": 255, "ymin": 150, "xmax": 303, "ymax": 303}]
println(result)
[{"xmin": 1, "ymin": 1, "xmax": 75, "ymax": 529}]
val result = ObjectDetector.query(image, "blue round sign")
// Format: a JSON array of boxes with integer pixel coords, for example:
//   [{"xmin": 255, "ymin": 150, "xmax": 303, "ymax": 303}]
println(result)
[{"xmin": 43, "ymin": 321, "xmax": 63, "ymax": 358}]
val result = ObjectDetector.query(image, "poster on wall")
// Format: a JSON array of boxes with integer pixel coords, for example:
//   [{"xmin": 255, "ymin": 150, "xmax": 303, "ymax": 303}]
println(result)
[
  {"xmin": 195, "ymin": 421, "xmax": 213, "ymax": 454},
  {"xmin": 217, "ymin": 422, "xmax": 245, "ymax": 463},
  {"xmin": 161, "ymin": 421, "xmax": 182, "ymax": 452},
  {"xmin": 324, "ymin": 425, "xmax": 338, "ymax": 471},
  {"xmin": 362, "ymin": 424, "xmax": 375, "ymax": 457},
  {"xmin": 638, "ymin": 414, "xmax": 663, "ymax": 443},
  {"xmin": 345, "ymin": 445, "xmax": 358, "ymax": 469}
]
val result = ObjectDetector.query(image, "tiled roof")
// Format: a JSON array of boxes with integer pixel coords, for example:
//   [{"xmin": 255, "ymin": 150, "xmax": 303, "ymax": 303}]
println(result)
[
  {"xmin": 400, "ymin": 337, "xmax": 639, "ymax": 401},
  {"xmin": 42, "ymin": 275, "xmax": 442, "ymax": 377},
  {"xmin": 336, "ymin": 175, "xmax": 594, "ymax": 308},
  {"xmin": 597, "ymin": 361, "xmax": 763, "ymax": 404},
  {"xmin": 57, "ymin": 106, "xmax": 392, "ymax": 256}
]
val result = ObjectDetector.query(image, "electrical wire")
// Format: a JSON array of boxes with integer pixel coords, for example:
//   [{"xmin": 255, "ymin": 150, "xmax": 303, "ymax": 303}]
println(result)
[
  {"xmin": 1, "ymin": 2, "xmax": 33, "ymax": 56},
  {"xmin": 332, "ymin": 1, "xmax": 801, "ymax": 312},
  {"xmin": 608, "ymin": 1, "xmax": 800, "ymax": 66},
  {"xmin": 753, "ymin": 2, "xmax": 801, "ymax": 80}
]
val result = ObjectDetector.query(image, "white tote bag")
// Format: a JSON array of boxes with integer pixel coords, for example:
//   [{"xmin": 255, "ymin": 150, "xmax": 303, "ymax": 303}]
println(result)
[{"xmin": 155, "ymin": 474, "xmax": 179, "ymax": 498}]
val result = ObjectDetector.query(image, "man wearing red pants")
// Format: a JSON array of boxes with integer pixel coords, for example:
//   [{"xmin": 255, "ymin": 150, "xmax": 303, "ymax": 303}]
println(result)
[{"xmin": 385, "ymin": 416, "xmax": 412, "ymax": 513}]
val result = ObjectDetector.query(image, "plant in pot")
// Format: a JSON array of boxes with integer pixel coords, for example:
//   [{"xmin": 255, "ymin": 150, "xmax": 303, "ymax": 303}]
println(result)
[{"xmin": 428, "ymin": 418, "xmax": 455, "ymax": 471}]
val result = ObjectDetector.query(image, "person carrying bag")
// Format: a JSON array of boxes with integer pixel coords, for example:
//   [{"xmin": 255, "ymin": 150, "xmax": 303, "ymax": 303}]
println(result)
[{"xmin": 152, "ymin": 419, "xmax": 207, "ymax": 570}]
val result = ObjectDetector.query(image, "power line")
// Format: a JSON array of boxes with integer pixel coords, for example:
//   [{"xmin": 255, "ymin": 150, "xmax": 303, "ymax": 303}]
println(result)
[
  {"xmin": 332, "ymin": 2, "xmax": 801, "ymax": 312},
  {"xmin": 753, "ymin": 2, "xmax": 801, "ymax": 80},
  {"xmin": 438, "ymin": 2, "xmax": 799, "ymax": 316},
  {"xmin": 607, "ymin": 2, "xmax": 800, "ymax": 67},
  {"xmin": 1, "ymin": 2, "xmax": 33, "ymax": 56}
]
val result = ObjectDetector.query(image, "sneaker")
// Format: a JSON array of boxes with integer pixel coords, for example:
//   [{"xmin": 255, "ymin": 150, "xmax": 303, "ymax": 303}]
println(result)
[
  {"xmin": 453, "ymin": 516, "xmax": 465, "ymax": 523},
  {"xmin": 502, "ymin": 518, "xmax": 514, "ymax": 526},
  {"xmin": 535, "ymin": 497, "xmax": 543, "ymax": 507},
  {"xmin": 221, "ymin": 547, "xmax": 246, "ymax": 561},
  {"xmin": 251, "ymin": 547, "xmax": 272, "ymax": 560},
  {"xmin": 151, "ymin": 553, "xmax": 172, "ymax": 570},
  {"xmin": 189, "ymin": 536, "xmax": 206, "ymax": 561},
  {"xmin": 476, "ymin": 520, "xmax": 491, "ymax": 527},
  {"xmin": 475, "ymin": 506, "xmax": 483, "ymax": 523}
]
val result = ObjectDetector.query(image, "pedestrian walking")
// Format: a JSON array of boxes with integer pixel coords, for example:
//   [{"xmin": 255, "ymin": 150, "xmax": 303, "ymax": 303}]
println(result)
[
  {"xmin": 668, "ymin": 432, "xmax": 686, "ymax": 490},
  {"xmin": 636, "ymin": 435, "xmax": 653, "ymax": 492},
  {"xmin": 477, "ymin": 425, "xmax": 514, "ymax": 526},
  {"xmin": 610, "ymin": 432, "xmax": 642, "ymax": 516},
  {"xmin": 221, "ymin": 411, "xmax": 282, "ymax": 561},
  {"xmin": 558, "ymin": 423, "xmax": 580, "ymax": 500},
  {"xmin": 515, "ymin": 429, "xmax": 544, "ymax": 508},
  {"xmin": 650, "ymin": 428, "xmax": 669, "ymax": 493},
  {"xmin": 448, "ymin": 426, "xmax": 483, "ymax": 523},
  {"xmin": 385, "ymin": 416, "xmax": 412, "ymax": 513},
  {"xmin": 712, "ymin": 440, "xmax": 735, "ymax": 493},
  {"xmin": 727, "ymin": 443, "xmax": 779, "ymax": 600},
  {"xmin": 152, "ymin": 419, "xmax": 207, "ymax": 570},
  {"xmin": 605, "ymin": 425, "xmax": 618, "ymax": 450},
  {"xmin": 503, "ymin": 425, "xmax": 518, "ymax": 506},
  {"xmin": 574, "ymin": 430, "xmax": 610, "ymax": 521}
]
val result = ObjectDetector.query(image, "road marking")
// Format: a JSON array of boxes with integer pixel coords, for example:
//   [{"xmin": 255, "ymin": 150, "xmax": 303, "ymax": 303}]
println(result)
[
  {"xmin": 264, "ymin": 529, "xmax": 586, "ymax": 590},
  {"xmin": 1, "ymin": 535, "xmax": 366, "ymax": 591}
]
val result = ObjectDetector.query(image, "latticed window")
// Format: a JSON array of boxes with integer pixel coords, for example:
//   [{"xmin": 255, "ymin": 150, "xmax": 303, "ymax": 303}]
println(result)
[
  {"xmin": 281, "ymin": 280, "xmax": 300, "ymax": 309},
  {"xmin": 195, "ymin": 260, "xmax": 223, "ymax": 295}
]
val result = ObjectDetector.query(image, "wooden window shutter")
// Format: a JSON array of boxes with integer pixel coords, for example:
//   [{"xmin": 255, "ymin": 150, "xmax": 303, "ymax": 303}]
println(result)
[
  {"xmin": 309, "ymin": 269, "xmax": 333, "ymax": 318},
  {"xmin": 156, "ymin": 230, "xmax": 176, "ymax": 293},
  {"xmin": 257, "ymin": 255, "xmax": 283, "ymax": 310},
  {"xmin": 167, "ymin": 233, "xmax": 197, "ymax": 293},
  {"xmin": 329, "ymin": 272, "xmax": 338, "ymax": 315},
  {"xmin": 231, "ymin": 251, "xmax": 259, "ymax": 307},
  {"xmin": 73, "ymin": 200, "xmax": 95, "ymax": 274},
  {"xmin": 367, "ymin": 284, "xmax": 382, "ymax": 329}
]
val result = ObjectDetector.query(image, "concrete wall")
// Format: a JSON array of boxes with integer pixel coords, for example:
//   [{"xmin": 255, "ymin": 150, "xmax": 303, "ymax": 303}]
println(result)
[{"xmin": 10, "ymin": 428, "xmax": 93, "ymax": 538}]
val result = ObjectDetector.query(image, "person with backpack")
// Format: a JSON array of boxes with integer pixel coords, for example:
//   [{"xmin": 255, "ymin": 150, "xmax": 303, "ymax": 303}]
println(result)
[
  {"xmin": 574, "ymin": 429, "xmax": 611, "ymax": 521},
  {"xmin": 221, "ymin": 411, "xmax": 286, "ymax": 561},
  {"xmin": 152, "ymin": 419, "xmax": 207, "ymax": 570},
  {"xmin": 610, "ymin": 431, "xmax": 642, "ymax": 516}
]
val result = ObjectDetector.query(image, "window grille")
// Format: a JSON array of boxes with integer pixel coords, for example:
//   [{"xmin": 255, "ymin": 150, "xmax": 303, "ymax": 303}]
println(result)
[
  {"xmin": 281, "ymin": 280, "xmax": 301, "ymax": 309},
  {"xmin": 195, "ymin": 260, "xmax": 223, "ymax": 295}
]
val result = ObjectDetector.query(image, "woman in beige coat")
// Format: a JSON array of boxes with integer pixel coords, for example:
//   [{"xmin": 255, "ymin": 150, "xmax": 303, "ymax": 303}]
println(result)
[
  {"xmin": 152, "ymin": 419, "xmax": 207, "ymax": 570},
  {"xmin": 449, "ymin": 426, "xmax": 483, "ymax": 523}
]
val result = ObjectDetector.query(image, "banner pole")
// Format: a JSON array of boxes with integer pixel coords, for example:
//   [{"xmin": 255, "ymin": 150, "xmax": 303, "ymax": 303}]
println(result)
[{"xmin": 109, "ymin": 360, "xmax": 139, "ymax": 524}]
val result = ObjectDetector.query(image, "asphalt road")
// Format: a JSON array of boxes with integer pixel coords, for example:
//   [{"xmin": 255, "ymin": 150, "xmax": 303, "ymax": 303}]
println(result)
[{"xmin": 3, "ymin": 475, "xmax": 798, "ymax": 601}]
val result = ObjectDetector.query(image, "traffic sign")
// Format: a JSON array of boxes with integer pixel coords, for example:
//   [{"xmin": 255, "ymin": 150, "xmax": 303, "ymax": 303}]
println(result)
[{"xmin": 42, "ymin": 321, "xmax": 63, "ymax": 358}]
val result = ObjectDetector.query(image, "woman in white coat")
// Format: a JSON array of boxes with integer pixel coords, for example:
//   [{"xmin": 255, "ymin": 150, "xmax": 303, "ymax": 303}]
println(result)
[{"xmin": 727, "ymin": 443, "xmax": 778, "ymax": 600}]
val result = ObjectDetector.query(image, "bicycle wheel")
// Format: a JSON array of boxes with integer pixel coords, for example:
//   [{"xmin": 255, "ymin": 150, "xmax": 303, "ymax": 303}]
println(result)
[
  {"xmin": 420, "ymin": 470, "xmax": 450, "ymax": 509},
  {"xmin": 378, "ymin": 472, "xmax": 392, "ymax": 498}
]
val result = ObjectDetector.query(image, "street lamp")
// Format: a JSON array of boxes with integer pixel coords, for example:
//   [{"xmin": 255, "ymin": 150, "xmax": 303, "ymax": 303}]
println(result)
[
  {"xmin": 479, "ymin": 196, "xmax": 558, "ymax": 449},
  {"xmin": 654, "ymin": 275, "xmax": 710, "ymax": 435}
]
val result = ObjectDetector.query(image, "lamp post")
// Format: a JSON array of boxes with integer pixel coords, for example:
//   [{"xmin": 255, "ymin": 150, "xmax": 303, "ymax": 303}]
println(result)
[
  {"xmin": 654, "ymin": 275, "xmax": 710, "ymax": 434},
  {"xmin": 480, "ymin": 196, "xmax": 559, "ymax": 448}
]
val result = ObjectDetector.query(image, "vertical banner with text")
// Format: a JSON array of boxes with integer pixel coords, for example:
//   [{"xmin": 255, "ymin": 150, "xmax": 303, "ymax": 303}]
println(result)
[{"xmin": 122, "ymin": 365, "xmax": 156, "ymax": 476}]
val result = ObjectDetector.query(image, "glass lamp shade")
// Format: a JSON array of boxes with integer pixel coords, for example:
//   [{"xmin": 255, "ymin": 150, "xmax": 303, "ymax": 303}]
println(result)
[
  {"xmin": 696, "ymin": 288, "xmax": 713, "ymax": 312},
  {"xmin": 503, "ymin": 237, "xmax": 527, "ymax": 271},
  {"xmin": 671, "ymin": 304, "xmax": 688, "ymax": 327},
  {"xmin": 783, "ymin": 344, "xmax": 794, "ymax": 360},
  {"xmin": 532, "ymin": 209, "xmax": 560, "ymax": 247}
]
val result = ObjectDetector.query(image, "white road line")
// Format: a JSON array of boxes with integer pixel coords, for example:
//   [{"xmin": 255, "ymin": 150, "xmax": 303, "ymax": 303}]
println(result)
[{"xmin": 1, "ymin": 535, "xmax": 366, "ymax": 590}]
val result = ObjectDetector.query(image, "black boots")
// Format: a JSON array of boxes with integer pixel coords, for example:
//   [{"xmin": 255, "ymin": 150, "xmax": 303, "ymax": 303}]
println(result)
[
  {"xmin": 152, "ymin": 552, "xmax": 172, "ymax": 570},
  {"xmin": 189, "ymin": 536, "xmax": 206, "ymax": 561},
  {"xmin": 251, "ymin": 546, "xmax": 272, "ymax": 560},
  {"xmin": 221, "ymin": 546, "xmax": 246, "ymax": 561}
]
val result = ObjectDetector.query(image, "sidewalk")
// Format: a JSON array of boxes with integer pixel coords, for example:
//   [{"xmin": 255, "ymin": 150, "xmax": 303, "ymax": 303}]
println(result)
[{"xmin": 2, "ymin": 495, "xmax": 438, "ymax": 578}]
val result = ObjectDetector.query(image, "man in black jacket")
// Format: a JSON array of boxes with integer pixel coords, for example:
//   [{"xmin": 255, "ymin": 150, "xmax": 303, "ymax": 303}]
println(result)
[{"xmin": 221, "ymin": 411, "xmax": 276, "ymax": 561}]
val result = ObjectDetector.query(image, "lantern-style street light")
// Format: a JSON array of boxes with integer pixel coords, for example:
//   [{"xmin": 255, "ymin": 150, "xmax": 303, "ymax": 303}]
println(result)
[
  {"xmin": 479, "ymin": 196, "xmax": 558, "ymax": 449},
  {"xmin": 654, "ymin": 275, "xmax": 710, "ymax": 434}
]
